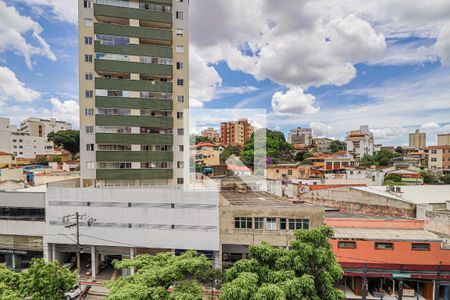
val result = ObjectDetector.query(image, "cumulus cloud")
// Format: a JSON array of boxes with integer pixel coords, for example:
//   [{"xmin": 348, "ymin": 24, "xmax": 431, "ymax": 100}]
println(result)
[
  {"xmin": 310, "ymin": 122, "xmax": 334, "ymax": 137},
  {"xmin": 0, "ymin": 1, "xmax": 56, "ymax": 68},
  {"xmin": 0, "ymin": 66, "xmax": 40, "ymax": 103},
  {"xmin": 271, "ymin": 87, "xmax": 319, "ymax": 115},
  {"xmin": 43, "ymin": 98, "xmax": 79, "ymax": 128},
  {"xmin": 19, "ymin": 0, "xmax": 77, "ymax": 24},
  {"xmin": 436, "ymin": 24, "xmax": 450, "ymax": 66},
  {"xmin": 371, "ymin": 127, "xmax": 405, "ymax": 140},
  {"xmin": 420, "ymin": 122, "xmax": 440, "ymax": 130}
]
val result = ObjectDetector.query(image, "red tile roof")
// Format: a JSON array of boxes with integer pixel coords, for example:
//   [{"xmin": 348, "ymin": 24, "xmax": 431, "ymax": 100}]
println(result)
[{"xmin": 0, "ymin": 152, "xmax": 12, "ymax": 156}]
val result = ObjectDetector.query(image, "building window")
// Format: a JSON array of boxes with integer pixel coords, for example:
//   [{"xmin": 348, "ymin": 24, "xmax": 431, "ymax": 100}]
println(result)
[
  {"xmin": 84, "ymin": 36, "xmax": 93, "ymax": 45},
  {"xmin": 176, "ymin": 11, "xmax": 184, "ymax": 20},
  {"xmin": 411, "ymin": 243, "xmax": 430, "ymax": 251},
  {"xmin": 375, "ymin": 242, "xmax": 394, "ymax": 250},
  {"xmin": 288, "ymin": 219, "xmax": 309, "ymax": 230},
  {"xmin": 431, "ymin": 150, "xmax": 437, "ymax": 154},
  {"xmin": 177, "ymin": 112, "xmax": 183, "ymax": 119},
  {"xmin": 176, "ymin": 45, "xmax": 184, "ymax": 53},
  {"xmin": 84, "ymin": 18, "xmax": 93, "ymax": 27},
  {"xmin": 177, "ymin": 95, "xmax": 184, "ymax": 103},
  {"xmin": 265, "ymin": 217, "xmax": 277, "ymax": 230},
  {"xmin": 338, "ymin": 241, "xmax": 357, "ymax": 249},
  {"xmin": 177, "ymin": 178, "xmax": 184, "ymax": 184},
  {"xmin": 86, "ymin": 144, "xmax": 94, "ymax": 151},
  {"xmin": 86, "ymin": 162, "xmax": 96, "ymax": 169},
  {"xmin": 176, "ymin": 28, "xmax": 184, "ymax": 36},
  {"xmin": 83, "ymin": 0, "xmax": 92, "ymax": 8},
  {"xmin": 254, "ymin": 217, "xmax": 264, "ymax": 229},
  {"xmin": 431, "ymin": 158, "xmax": 437, "ymax": 162},
  {"xmin": 235, "ymin": 217, "xmax": 252, "ymax": 229},
  {"xmin": 177, "ymin": 161, "xmax": 184, "ymax": 168},
  {"xmin": 177, "ymin": 128, "xmax": 184, "ymax": 135},
  {"xmin": 85, "ymin": 73, "xmax": 93, "ymax": 80},
  {"xmin": 177, "ymin": 79, "xmax": 184, "ymax": 86},
  {"xmin": 280, "ymin": 218, "xmax": 287, "ymax": 230},
  {"xmin": 287, "ymin": 170, "xmax": 293, "ymax": 175},
  {"xmin": 85, "ymin": 108, "xmax": 94, "ymax": 116},
  {"xmin": 85, "ymin": 90, "xmax": 94, "ymax": 98},
  {"xmin": 176, "ymin": 62, "xmax": 184, "ymax": 70},
  {"xmin": 86, "ymin": 126, "xmax": 94, "ymax": 134},
  {"xmin": 84, "ymin": 55, "xmax": 93, "ymax": 62},
  {"xmin": 179, "ymin": 145, "xmax": 184, "ymax": 152}
]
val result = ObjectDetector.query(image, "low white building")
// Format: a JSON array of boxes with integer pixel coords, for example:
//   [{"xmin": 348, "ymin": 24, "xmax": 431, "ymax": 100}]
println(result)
[{"xmin": 19, "ymin": 117, "xmax": 71, "ymax": 141}]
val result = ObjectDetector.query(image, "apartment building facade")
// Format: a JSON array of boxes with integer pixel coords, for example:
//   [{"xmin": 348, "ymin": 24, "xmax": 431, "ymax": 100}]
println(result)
[
  {"xmin": 438, "ymin": 133, "xmax": 450, "ymax": 146},
  {"xmin": 313, "ymin": 137, "xmax": 333, "ymax": 153},
  {"xmin": 19, "ymin": 117, "xmax": 71, "ymax": 140},
  {"xmin": 428, "ymin": 145, "xmax": 450, "ymax": 170},
  {"xmin": 220, "ymin": 118, "xmax": 253, "ymax": 147},
  {"xmin": 287, "ymin": 127, "xmax": 312, "ymax": 145},
  {"xmin": 346, "ymin": 125, "xmax": 374, "ymax": 164},
  {"xmin": 201, "ymin": 127, "xmax": 220, "ymax": 142},
  {"xmin": 409, "ymin": 129, "xmax": 426, "ymax": 149},
  {"xmin": 79, "ymin": 0, "xmax": 189, "ymax": 186}
]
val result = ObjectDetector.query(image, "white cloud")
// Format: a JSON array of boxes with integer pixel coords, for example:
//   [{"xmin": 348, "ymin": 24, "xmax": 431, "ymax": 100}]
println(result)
[
  {"xmin": 370, "ymin": 39, "xmax": 438, "ymax": 66},
  {"xmin": 371, "ymin": 127, "xmax": 405, "ymax": 140},
  {"xmin": 43, "ymin": 98, "xmax": 79, "ymax": 128},
  {"xmin": 19, "ymin": 0, "xmax": 77, "ymax": 24},
  {"xmin": 0, "ymin": 66, "xmax": 40, "ymax": 103},
  {"xmin": 216, "ymin": 85, "xmax": 258, "ymax": 96},
  {"xmin": 271, "ymin": 87, "xmax": 319, "ymax": 115},
  {"xmin": 0, "ymin": 1, "xmax": 56, "ymax": 68},
  {"xmin": 436, "ymin": 24, "xmax": 450, "ymax": 66},
  {"xmin": 420, "ymin": 122, "xmax": 440, "ymax": 130},
  {"xmin": 310, "ymin": 122, "xmax": 334, "ymax": 137}
]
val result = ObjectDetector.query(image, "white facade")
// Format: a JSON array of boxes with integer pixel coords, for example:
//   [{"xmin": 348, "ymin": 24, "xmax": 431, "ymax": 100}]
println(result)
[
  {"xmin": 19, "ymin": 117, "xmax": 71, "ymax": 140},
  {"xmin": 0, "ymin": 117, "xmax": 12, "ymax": 154},
  {"xmin": 346, "ymin": 125, "xmax": 375, "ymax": 163},
  {"xmin": 288, "ymin": 127, "xmax": 313, "ymax": 145}
]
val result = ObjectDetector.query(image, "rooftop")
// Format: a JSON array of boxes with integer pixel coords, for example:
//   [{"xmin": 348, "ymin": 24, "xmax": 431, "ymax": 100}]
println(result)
[
  {"xmin": 333, "ymin": 227, "xmax": 442, "ymax": 242},
  {"xmin": 220, "ymin": 190, "xmax": 313, "ymax": 207},
  {"xmin": 352, "ymin": 185, "xmax": 450, "ymax": 204}
]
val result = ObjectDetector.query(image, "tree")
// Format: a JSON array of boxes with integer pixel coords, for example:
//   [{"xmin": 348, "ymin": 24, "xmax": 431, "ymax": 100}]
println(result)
[
  {"xmin": 194, "ymin": 135, "xmax": 211, "ymax": 144},
  {"xmin": 48, "ymin": 130, "xmax": 80, "ymax": 159},
  {"xmin": 440, "ymin": 174, "xmax": 450, "ymax": 184},
  {"xmin": 220, "ymin": 145, "xmax": 242, "ymax": 164},
  {"xmin": 106, "ymin": 250, "xmax": 217, "ymax": 300},
  {"xmin": 220, "ymin": 226, "xmax": 345, "ymax": 300},
  {"xmin": 330, "ymin": 140, "xmax": 346, "ymax": 153},
  {"xmin": 35, "ymin": 157, "xmax": 49, "ymax": 166},
  {"xmin": 422, "ymin": 170, "xmax": 437, "ymax": 184},
  {"xmin": 394, "ymin": 146, "xmax": 404, "ymax": 155},
  {"xmin": 0, "ymin": 259, "xmax": 76, "ymax": 300},
  {"xmin": 360, "ymin": 150, "xmax": 400, "ymax": 167}
]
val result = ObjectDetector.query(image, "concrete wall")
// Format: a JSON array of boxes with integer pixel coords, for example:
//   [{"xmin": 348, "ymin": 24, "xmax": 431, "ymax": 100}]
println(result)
[
  {"xmin": 0, "ymin": 168, "xmax": 23, "ymax": 181},
  {"xmin": 0, "ymin": 191, "xmax": 45, "ymax": 208},
  {"xmin": 46, "ymin": 186, "xmax": 220, "ymax": 251},
  {"xmin": 301, "ymin": 187, "xmax": 416, "ymax": 218},
  {"xmin": 425, "ymin": 211, "xmax": 450, "ymax": 236}
]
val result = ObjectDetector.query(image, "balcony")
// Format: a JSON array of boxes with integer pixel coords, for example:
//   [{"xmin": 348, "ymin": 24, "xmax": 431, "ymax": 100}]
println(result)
[
  {"xmin": 96, "ymin": 114, "xmax": 173, "ymax": 128},
  {"xmin": 94, "ymin": 23, "xmax": 172, "ymax": 42},
  {"xmin": 94, "ymin": 4, "xmax": 172, "ymax": 25},
  {"xmin": 96, "ymin": 168, "xmax": 172, "ymax": 180},
  {"xmin": 96, "ymin": 151, "xmax": 173, "ymax": 162},
  {"xmin": 96, "ymin": 96, "xmax": 173, "ymax": 110},
  {"xmin": 95, "ymin": 60, "xmax": 172, "ymax": 77},
  {"xmin": 95, "ymin": 78, "xmax": 172, "ymax": 93},
  {"xmin": 95, "ymin": 41, "xmax": 172, "ymax": 58},
  {"xmin": 96, "ymin": 133, "xmax": 173, "ymax": 144}
]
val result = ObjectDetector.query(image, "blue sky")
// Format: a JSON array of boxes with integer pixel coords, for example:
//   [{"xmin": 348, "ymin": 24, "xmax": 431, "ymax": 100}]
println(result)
[{"xmin": 0, "ymin": 0, "xmax": 449, "ymax": 146}]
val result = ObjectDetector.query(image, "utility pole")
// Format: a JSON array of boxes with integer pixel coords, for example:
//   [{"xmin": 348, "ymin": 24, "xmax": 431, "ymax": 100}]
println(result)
[
  {"xmin": 362, "ymin": 263, "xmax": 368, "ymax": 300},
  {"xmin": 62, "ymin": 212, "xmax": 96, "ymax": 285}
]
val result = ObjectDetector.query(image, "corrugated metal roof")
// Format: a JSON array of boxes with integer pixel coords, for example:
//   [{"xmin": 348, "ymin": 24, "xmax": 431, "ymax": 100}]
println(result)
[{"xmin": 333, "ymin": 227, "xmax": 442, "ymax": 242}]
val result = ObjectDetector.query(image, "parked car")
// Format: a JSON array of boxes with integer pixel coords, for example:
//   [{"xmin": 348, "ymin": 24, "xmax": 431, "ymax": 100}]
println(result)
[{"xmin": 64, "ymin": 285, "xmax": 81, "ymax": 300}]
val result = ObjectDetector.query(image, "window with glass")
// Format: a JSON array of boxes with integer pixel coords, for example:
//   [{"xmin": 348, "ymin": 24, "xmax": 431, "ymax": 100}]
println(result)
[
  {"xmin": 176, "ymin": 11, "xmax": 184, "ymax": 19},
  {"xmin": 97, "ymin": 145, "xmax": 131, "ymax": 151},
  {"xmin": 375, "ymin": 242, "xmax": 394, "ymax": 250},
  {"xmin": 288, "ymin": 219, "xmax": 309, "ymax": 230},
  {"xmin": 176, "ymin": 28, "xmax": 184, "ymax": 36},
  {"xmin": 85, "ymin": 126, "xmax": 94, "ymax": 134},
  {"xmin": 177, "ymin": 79, "xmax": 184, "ymax": 86},
  {"xmin": 0, "ymin": 207, "xmax": 45, "ymax": 221},
  {"xmin": 96, "ymin": 52, "xmax": 129, "ymax": 61},
  {"xmin": 95, "ymin": 0, "xmax": 129, "ymax": 8},
  {"xmin": 84, "ymin": 55, "xmax": 93, "ymax": 62},
  {"xmin": 141, "ymin": 110, "xmax": 169, "ymax": 117},
  {"xmin": 280, "ymin": 218, "xmax": 287, "ymax": 230},
  {"xmin": 85, "ymin": 108, "xmax": 94, "ymax": 116},
  {"xmin": 177, "ymin": 112, "xmax": 183, "ymax": 119},
  {"xmin": 177, "ymin": 128, "xmax": 184, "ymax": 135},
  {"xmin": 97, "ymin": 108, "xmax": 131, "ymax": 116},
  {"xmin": 254, "ymin": 217, "xmax": 264, "ymax": 229},
  {"xmin": 96, "ymin": 34, "xmax": 129, "ymax": 46},
  {"xmin": 177, "ymin": 178, "xmax": 184, "ymax": 184},
  {"xmin": 85, "ymin": 72, "xmax": 93, "ymax": 80},
  {"xmin": 177, "ymin": 95, "xmax": 184, "ymax": 103},
  {"xmin": 265, "ymin": 217, "xmax": 277, "ymax": 230},
  {"xmin": 97, "ymin": 162, "xmax": 131, "ymax": 169},
  {"xmin": 338, "ymin": 241, "xmax": 356, "ymax": 249},
  {"xmin": 139, "ymin": 2, "xmax": 171, "ymax": 13},
  {"xmin": 86, "ymin": 144, "xmax": 94, "ymax": 151},
  {"xmin": 176, "ymin": 45, "xmax": 184, "ymax": 53},
  {"xmin": 235, "ymin": 217, "xmax": 252, "ymax": 229},
  {"xmin": 411, "ymin": 243, "xmax": 430, "ymax": 251},
  {"xmin": 84, "ymin": 18, "xmax": 93, "ymax": 27},
  {"xmin": 85, "ymin": 90, "xmax": 93, "ymax": 98},
  {"xmin": 96, "ymin": 126, "xmax": 132, "ymax": 134},
  {"xmin": 84, "ymin": 36, "xmax": 93, "ymax": 45}
]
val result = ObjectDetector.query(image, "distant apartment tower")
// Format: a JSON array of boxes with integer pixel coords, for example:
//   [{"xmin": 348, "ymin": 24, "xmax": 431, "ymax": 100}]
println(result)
[
  {"xmin": 19, "ymin": 117, "xmax": 71, "ymax": 140},
  {"xmin": 220, "ymin": 118, "xmax": 253, "ymax": 147},
  {"xmin": 287, "ymin": 127, "xmax": 312, "ymax": 145},
  {"xmin": 201, "ymin": 127, "xmax": 219, "ymax": 142},
  {"xmin": 346, "ymin": 125, "xmax": 374, "ymax": 163},
  {"xmin": 313, "ymin": 137, "xmax": 333, "ymax": 153},
  {"xmin": 438, "ymin": 133, "xmax": 450, "ymax": 146},
  {"xmin": 428, "ymin": 145, "xmax": 450, "ymax": 170},
  {"xmin": 409, "ymin": 129, "xmax": 426, "ymax": 149},
  {"xmin": 79, "ymin": 0, "xmax": 189, "ymax": 186}
]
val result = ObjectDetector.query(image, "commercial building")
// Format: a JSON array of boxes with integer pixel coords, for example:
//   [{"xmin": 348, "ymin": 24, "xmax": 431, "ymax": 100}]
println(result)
[
  {"xmin": 79, "ymin": 0, "xmax": 189, "ymax": 186},
  {"xmin": 220, "ymin": 118, "xmax": 253, "ymax": 147},
  {"xmin": 438, "ymin": 133, "xmax": 450, "ymax": 146},
  {"xmin": 219, "ymin": 188, "xmax": 324, "ymax": 266},
  {"xmin": 346, "ymin": 125, "xmax": 375, "ymax": 164},
  {"xmin": 428, "ymin": 145, "xmax": 450, "ymax": 171},
  {"xmin": 409, "ymin": 129, "xmax": 426, "ymax": 149},
  {"xmin": 201, "ymin": 127, "xmax": 220, "ymax": 142},
  {"xmin": 312, "ymin": 137, "xmax": 333, "ymax": 153},
  {"xmin": 327, "ymin": 215, "xmax": 450, "ymax": 300},
  {"xmin": 19, "ymin": 117, "xmax": 71, "ymax": 140},
  {"xmin": 287, "ymin": 127, "xmax": 312, "ymax": 145}
]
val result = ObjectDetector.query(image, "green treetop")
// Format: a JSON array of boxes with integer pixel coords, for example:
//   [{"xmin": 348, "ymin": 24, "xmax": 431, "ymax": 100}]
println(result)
[{"xmin": 47, "ymin": 130, "xmax": 80, "ymax": 160}]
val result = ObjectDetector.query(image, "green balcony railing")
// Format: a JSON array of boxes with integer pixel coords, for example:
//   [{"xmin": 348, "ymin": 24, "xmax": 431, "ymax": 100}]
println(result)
[
  {"xmin": 94, "ymin": 23, "xmax": 172, "ymax": 41},
  {"xmin": 94, "ymin": 4, "xmax": 172, "ymax": 24},
  {"xmin": 96, "ymin": 133, "xmax": 173, "ymax": 144},
  {"xmin": 95, "ymin": 78, "xmax": 173, "ymax": 93},
  {"xmin": 96, "ymin": 114, "xmax": 173, "ymax": 128},
  {"xmin": 95, "ymin": 96, "xmax": 173, "ymax": 110},
  {"xmin": 96, "ymin": 168, "xmax": 173, "ymax": 180},
  {"xmin": 96, "ymin": 151, "xmax": 173, "ymax": 162},
  {"xmin": 95, "ymin": 60, "xmax": 172, "ymax": 76},
  {"xmin": 95, "ymin": 41, "xmax": 172, "ymax": 58}
]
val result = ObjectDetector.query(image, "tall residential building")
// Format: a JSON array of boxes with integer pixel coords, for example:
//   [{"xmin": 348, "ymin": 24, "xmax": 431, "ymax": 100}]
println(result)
[
  {"xmin": 79, "ymin": 0, "xmax": 189, "ymax": 186},
  {"xmin": 438, "ymin": 133, "xmax": 450, "ymax": 146},
  {"xmin": 313, "ymin": 137, "xmax": 333, "ymax": 153},
  {"xmin": 409, "ymin": 129, "xmax": 426, "ymax": 149},
  {"xmin": 345, "ymin": 125, "xmax": 374, "ymax": 164},
  {"xmin": 220, "ymin": 118, "xmax": 254, "ymax": 147},
  {"xmin": 201, "ymin": 127, "xmax": 219, "ymax": 142},
  {"xmin": 428, "ymin": 145, "xmax": 450, "ymax": 170},
  {"xmin": 287, "ymin": 127, "xmax": 312, "ymax": 145},
  {"xmin": 19, "ymin": 117, "xmax": 71, "ymax": 140}
]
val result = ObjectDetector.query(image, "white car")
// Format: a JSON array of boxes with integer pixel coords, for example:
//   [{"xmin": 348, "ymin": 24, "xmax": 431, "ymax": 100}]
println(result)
[{"xmin": 64, "ymin": 285, "xmax": 81, "ymax": 300}]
